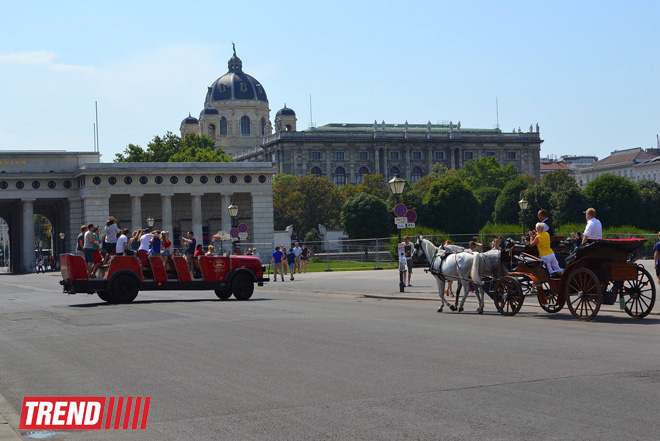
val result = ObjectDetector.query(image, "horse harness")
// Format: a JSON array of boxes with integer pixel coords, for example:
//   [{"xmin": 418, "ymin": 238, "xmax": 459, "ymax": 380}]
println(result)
[{"xmin": 426, "ymin": 245, "xmax": 463, "ymax": 282}]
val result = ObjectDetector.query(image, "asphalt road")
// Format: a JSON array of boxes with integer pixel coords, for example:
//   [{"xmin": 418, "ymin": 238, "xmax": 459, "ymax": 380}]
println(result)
[{"xmin": 0, "ymin": 265, "xmax": 659, "ymax": 441}]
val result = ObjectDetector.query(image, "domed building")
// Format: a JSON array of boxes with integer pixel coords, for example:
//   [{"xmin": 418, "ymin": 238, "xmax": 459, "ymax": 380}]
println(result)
[{"xmin": 181, "ymin": 46, "xmax": 272, "ymax": 156}]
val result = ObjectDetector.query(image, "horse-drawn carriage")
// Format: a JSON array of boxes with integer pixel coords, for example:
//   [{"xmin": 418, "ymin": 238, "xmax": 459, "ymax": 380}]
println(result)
[
  {"xmin": 486, "ymin": 238, "xmax": 656, "ymax": 320},
  {"xmin": 415, "ymin": 236, "xmax": 656, "ymax": 321}
]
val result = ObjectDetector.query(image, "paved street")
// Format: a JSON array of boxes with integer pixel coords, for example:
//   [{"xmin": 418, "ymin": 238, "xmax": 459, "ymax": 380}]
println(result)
[{"xmin": 0, "ymin": 265, "xmax": 659, "ymax": 440}]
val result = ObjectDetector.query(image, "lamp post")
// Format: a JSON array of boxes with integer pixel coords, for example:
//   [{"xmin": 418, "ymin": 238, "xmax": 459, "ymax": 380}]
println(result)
[
  {"xmin": 58, "ymin": 232, "xmax": 65, "ymax": 257},
  {"xmin": 146, "ymin": 216, "xmax": 155, "ymax": 228},
  {"xmin": 227, "ymin": 201, "xmax": 238, "ymax": 254},
  {"xmin": 518, "ymin": 197, "xmax": 529, "ymax": 239},
  {"xmin": 388, "ymin": 175, "xmax": 406, "ymax": 293}
]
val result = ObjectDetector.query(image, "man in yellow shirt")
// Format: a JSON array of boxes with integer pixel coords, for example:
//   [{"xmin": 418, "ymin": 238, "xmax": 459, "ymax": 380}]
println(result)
[{"xmin": 529, "ymin": 223, "xmax": 563, "ymax": 275}]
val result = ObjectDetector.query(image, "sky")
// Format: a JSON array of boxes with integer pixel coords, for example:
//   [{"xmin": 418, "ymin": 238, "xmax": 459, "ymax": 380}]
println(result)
[{"xmin": 1, "ymin": 0, "xmax": 659, "ymax": 162}]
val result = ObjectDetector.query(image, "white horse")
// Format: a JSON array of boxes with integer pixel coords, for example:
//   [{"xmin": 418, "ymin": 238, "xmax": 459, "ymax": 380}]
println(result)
[{"xmin": 415, "ymin": 236, "xmax": 486, "ymax": 314}]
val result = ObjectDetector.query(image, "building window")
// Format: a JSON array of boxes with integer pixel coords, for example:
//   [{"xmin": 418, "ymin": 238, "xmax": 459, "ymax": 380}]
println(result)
[
  {"xmin": 359, "ymin": 151, "xmax": 368, "ymax": 160},
  {"xmin": 334, "ymin": 167, "xmax": 346, "ymax": 187},
  {"xmin": 311, "ymin": 167, "xmax": 322, "ymax": 177},
  {"xmin": 411, "ymin": 167, "xmax": 423, "ymax": 183},
  {"xmin": 434, "ymin": 151, "xmax": 444, "ymax": 160},
  {"xmin": 241, "ymin": 116, "xmax": 251, "ymax": 135},
  {"xmin": 220, "ymin": 117, "xmax": 228, "ymax": 135},
  {"xmin": 335, "ymin": 151, "xmax": 345, "ymax": 160},
  {"xmin": 357, "ymin": 167, "xmax": 369, "ymax": 184},
  {"xmin": 486, "ymin": 151, "xmax": 495, "ymax": 157},
  {"xmin": 506, "ymin": 151, "xmax": 516, "ymax": 160},
  {"xmin": 260, "ymin": 118, "xmax": 266, "ymax": 136},
  {"xmin": 412, "ymin": 151, "xmax": 422, "ymax": 160},
  {"xmin": 464, "ymin": 151, "xmax": 474, "ymax": 160},
  {"xmin": 208, "ymin": 124, "xmax": 216, "ymax": 139},
  {"xmin": 389, "ymin": 166, "xmax": 400, "ymax": 180},
  {"xmin": 390, "ymin": 151, "xmax": 400, "ymax": 160},
  {"xmin": 310, "ymin": 151, "xmax": 321, "ymax": 160}
]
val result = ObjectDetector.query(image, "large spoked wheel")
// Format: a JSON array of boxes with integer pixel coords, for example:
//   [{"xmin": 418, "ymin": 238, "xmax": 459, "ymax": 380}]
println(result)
[
  {"xmin": 232, "ymin": 274, "xmax": 254, "ymax": 301},
  {"xmin": 493, "ymin": 276, "xmax": 524, "ymax": 316},
  {"xmin": 214, "ymin": 289, "xmax": 232, "ymax": 300},
  {"xmin": 538, "ymin": 282, "xmax": 564, "ymax": 314},
  {"xmin": 109, "ymin": 274, "xmax": 139, "ymax": 304},
  {"xmin": 565, "ymin": 268, "xmax": 601, "ymax": 321},
  {"xmin": 621, "ymin": 266, "xmax": 656, "ymax": 319}
]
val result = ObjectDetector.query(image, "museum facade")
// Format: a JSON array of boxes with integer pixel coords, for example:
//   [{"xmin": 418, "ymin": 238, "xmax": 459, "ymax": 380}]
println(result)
[{"xmin": 0, "ymin": 151, "xmax": 275, "ymax": 273}]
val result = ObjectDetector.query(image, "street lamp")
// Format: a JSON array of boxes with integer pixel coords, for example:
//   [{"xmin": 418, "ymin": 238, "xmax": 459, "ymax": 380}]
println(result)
[
  {"xmin": 518, "ymin": 197, "xmax": 529, "ymax": 239},
  {"xmin": 388, "ymin": 175, "xmax": 406, "ymax": 293},
  {"xmin": 227, "ymin": 201, "xmax": 238, "ymax": 254},
  {"xmin": 58, "ymin": 232, "xmax": 65, "ymax": 257},
  {"xmin": 146, "ymin": 216, "xmax": 155, "ymax": 228}
]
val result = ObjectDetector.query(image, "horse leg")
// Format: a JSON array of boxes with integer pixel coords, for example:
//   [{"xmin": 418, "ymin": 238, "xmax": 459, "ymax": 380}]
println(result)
[
  {"xmin": 436, "ymin": 278, "xmax": 449, "ymax": 313},
  {"xmin": 474, "ymin": 285, "xmax": 484, "ymax": 314},
  {"xmin": 457, "ymin": 278, "xmax": 471, "ymax": 313}
]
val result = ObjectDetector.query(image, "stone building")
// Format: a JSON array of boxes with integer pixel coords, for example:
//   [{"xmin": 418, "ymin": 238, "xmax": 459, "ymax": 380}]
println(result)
[
  {"xmin": 0, "ymin": 151, "xmax": 276, "ymax": 273},
  {"xmin": 234, "ymin": 120, "xmax": 543, "ymax": 184},
  {"xmin": 574, "ymin": 147, "xmax": 655, "ymax": 188}
]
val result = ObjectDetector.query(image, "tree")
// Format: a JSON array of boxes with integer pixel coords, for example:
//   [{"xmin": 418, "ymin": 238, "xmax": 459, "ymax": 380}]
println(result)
[
  {"xmin": 356, "ymin": 174, "xmax": 390, "ymax": 200},
  {"xmin": 637, "ymin": 180, "xmax": 660, "ymax": 230},
  {"xmin": 424, "ymin": 176, "xmax": 479, "ymax": 233},
  {"xmin": 413, "ymin": 163, "xmax": 457, "ymax": 195},
  {"xmin": 541, "ymin": 170, "xmax": 577, "ymax": 194},
  {"xmin": 519, "ymin": 184, "xmax": 551, "ymax": 230},
  {"xmin": 459, "ymin": 156, "xmax": 519, "ymax": 189},
  {"xmin": 493, "ymin": 175, "xmax": 535, "ymax": 225},
  {"xmin": 584, "ymin": 175, "xmax": 642, "ymax": 227},
  {"xmin": 541, "ymin": 170, "xmax": 587, "ymax": 227},
  {"xmin": 473, "ymin": 186, "xmax": 501, "ymax": 228},
  {"xmin": 273, "ymin": 174, "xmax": 298, "ymax": 230},
  {"xmin": 341, "ymin": 193, "xmax": 390, "ymax": 239},
  {"xmin": 114, "ymin": 132, "xmax": 231, "ymax": 163}
]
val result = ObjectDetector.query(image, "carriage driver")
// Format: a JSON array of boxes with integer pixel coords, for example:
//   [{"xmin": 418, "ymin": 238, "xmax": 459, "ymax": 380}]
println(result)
[{"xmin": 529, "ymin": 223, "xmax": 563, "ymax": 276}]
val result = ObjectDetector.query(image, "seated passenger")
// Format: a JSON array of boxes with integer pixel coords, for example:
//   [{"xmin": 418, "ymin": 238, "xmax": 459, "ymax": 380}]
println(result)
[{"xmin": 529, "ymin": 223, "xmax": 563, "ymax": 276}]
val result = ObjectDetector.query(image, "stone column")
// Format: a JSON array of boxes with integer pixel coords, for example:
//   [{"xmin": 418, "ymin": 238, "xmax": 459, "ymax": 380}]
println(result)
[
  {"xmin": 252, "ymin": 193, "xmax": 274, "ymax": 254},
  {"xmin": 68, "ymin": 198, "xmax": 84, "ymax": 254},
  {"xmin": 221, "ymin": 194, "xmax": 232, "ymax": 234},
  {"xmin": 161, "ymin": 193, "xmax": 173, "ymax": 233},
  {"xmin": 325, "ymin": 148, "xmax": 331, "ymax": 176},
  {"xmin": 427, "ymin": 147, "xmax": 433, "ymax": 174},
  {"xmin": 405, "ymin": 147, "xmax": 411, "ymax": 180},
  {"xmin": 22, "ymin": 199, "xmax": 36, "ymax": 273},
  {"xmin": 374, "ymin": 148, "xmax": 380, "ymax": 175},
  {"xmin": 191, "ymin": 193, "xmax": 203, "ymax": 244},
  {"xmin": 130, "ymin": 194, "xmax": 143, "ymax": 232},
  {"xmin": 449, "ymin": 149, "xmax": 455, "ymax": 169}
]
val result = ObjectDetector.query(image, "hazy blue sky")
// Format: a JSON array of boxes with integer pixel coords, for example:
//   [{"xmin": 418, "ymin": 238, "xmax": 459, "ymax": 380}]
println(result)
[{"xmin": 1, "ymin": 1, "xmax": 658, "ymax": 162}]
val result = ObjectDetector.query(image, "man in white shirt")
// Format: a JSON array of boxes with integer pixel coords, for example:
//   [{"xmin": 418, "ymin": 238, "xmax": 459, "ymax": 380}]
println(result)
[
  {"xmin": 116, "ymin": 228, "xmax": 129, "ymax": 255},
  {"xmin": 582, "ymin": 208, "xmax": 603, "ymax": 244},
  {"xmin": 138, "ymin": 228, "xmax": 154, "ymax": 266}
]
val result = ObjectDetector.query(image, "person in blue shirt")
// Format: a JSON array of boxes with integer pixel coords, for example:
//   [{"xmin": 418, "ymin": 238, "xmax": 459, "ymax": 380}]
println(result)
[
  {"xmin": 286, "ymin": 248, "xmax": 296, "ymax": 281},
  {"xmin": 271, "ymin": 246, "xmax": 285, "ymax": 281}
]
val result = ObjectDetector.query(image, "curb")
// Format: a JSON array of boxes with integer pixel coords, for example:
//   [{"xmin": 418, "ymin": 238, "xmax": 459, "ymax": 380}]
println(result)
[{"xmin": 0, "ymin": 393, "xmax": 21, "ymax": 441}]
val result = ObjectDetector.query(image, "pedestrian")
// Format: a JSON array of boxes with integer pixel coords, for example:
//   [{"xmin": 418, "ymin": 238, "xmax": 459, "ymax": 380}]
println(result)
[
  {"xmin": 286, "ymin": 247, "xmax": 296, "ymax": 280},
  {"xmin": 281, "ymin": 246, "xmax": 288, "ymax": 275},
  {"xmin": 529, "ymin": 223, "xmax": 563, "ymax": 275},
  {"xmin": 582, "ymin": 208, "xmax": 603, "ymax": 244},
  {"xmin": 161, "ymin": 231, "xmax": 172, "ymax": 263},
  {"xmin": 253, "ymin": 247, "xmax": 260, "ymax": 262},
  {"xmin": 301, "ymin": 244, "xmax": 311, "ymax": 273},
  {"xmin": 36, "ymin": 257, "xmax": 45, "ymax": 274},
  {"xmin": 246, "ymin": 248, "xmax": 253, "ymax": 255},
  {"xmin": 401, "ymin": 236, "xmax": 414, "ymax": 287},
  {"xmin": 271, "ymin": 246, "xmax": 285, "ymax": 281},
  {"xmin": 653, "ymin": 231, "xmax": 660, "ymax": 286},
  {"xmin": 468, "ymin": 241, "xmax": 483, "ymax": 252},
  {"xmin": 91, "ymin": 226, "xmax": 103, "ymax": 277},
  {"xmin": 293, "ymin": 242, "xmax": 303, "ymax": 274}
]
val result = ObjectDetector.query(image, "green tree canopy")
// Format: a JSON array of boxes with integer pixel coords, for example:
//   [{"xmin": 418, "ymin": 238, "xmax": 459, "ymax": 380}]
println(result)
[
  {"xmin": 341, "ymin": 193, "xmax": 390, "ymax": 239},
  {"xmin": 637, "ymin": 180, "xmax": 660, "ymax": 230},
  {"xmin": 114, "ymin": 132, "xmax": 231, "ymax": 163},
  {"xmin": 473, "ymin": 186, "xmax": 501, "ymax": 228},
  {"xmin": 584, "ymin": 174, "xmax": 642, "ymax": 227},
  {"xmin": 493, "ymin": 175, "xmax": 535, "ymax": 225},
  {"xmin": 424, "ymin": 176, "xmax": 479, "ymax": 233},
  {"xmin": 540, "ymin": 170, "xmax": 587, "ymax": 227},
  {"xmin": 459, "ymin": 156, "xmax": 519, "ymax": 189},
  {"xmin": 357, "ymin": 173, "xmax": 391, "ymax": 200}
]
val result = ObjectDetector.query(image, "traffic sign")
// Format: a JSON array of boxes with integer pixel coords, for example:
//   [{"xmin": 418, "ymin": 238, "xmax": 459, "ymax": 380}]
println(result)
[
  {"xmin": 230, "ymin": 228, "xmax": 239, "ymax": 238},
  {"xmin": 238, "ymin": 232, "xmax": 248, "ymax": 239},
  {"xmin": 394, "ymin": 203, "xmax": 407, "ymax": 217},
  {"xmin": 406, "ymin": 209, "xmax": 417, "ymax": 223},
  {"xmin": 406, "ymin": 223, "xmax": 415, "ymax": 228},
  {"xmin": 394, "ymin": 217, "xmax": 407, "ymax": 226},
  {"xmin": 238, "ymin": 223, "xmax": 248, "ymax": 233}
]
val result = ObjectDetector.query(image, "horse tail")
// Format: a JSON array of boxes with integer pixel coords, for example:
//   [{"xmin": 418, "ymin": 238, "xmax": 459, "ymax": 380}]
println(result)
[{"xmin": 470, "ymin": 253, "xmax": 484, "ymax": 286}]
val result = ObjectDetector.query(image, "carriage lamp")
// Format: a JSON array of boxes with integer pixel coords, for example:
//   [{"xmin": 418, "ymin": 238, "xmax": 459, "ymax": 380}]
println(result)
[
  {"xmin": 389, "ymin": 175, "xmax": 406, "ymax": 292},
  {"xmin": 228, "ymin": 201, "xmax": 239, "ymax": 254},
  {"xmin": 146, "ymin": 216, "xmax": 155, "ymax": 228}
]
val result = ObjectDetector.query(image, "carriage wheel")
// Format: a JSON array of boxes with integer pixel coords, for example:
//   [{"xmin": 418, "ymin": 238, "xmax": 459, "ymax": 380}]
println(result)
[
  {"xmin": 621, "ymin": 266, "xmax": 656, "ymax": 319},
  {"xmin": 538, "ymin": 282, "xmax": 564, "ymax": 314},
  {"xmin": 493, "ymin": 276, "xmax": 524, "ymax": 316},
  {"xmin": 565, "ymin": 268, "xmax": 601, "ymax": 321}
]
